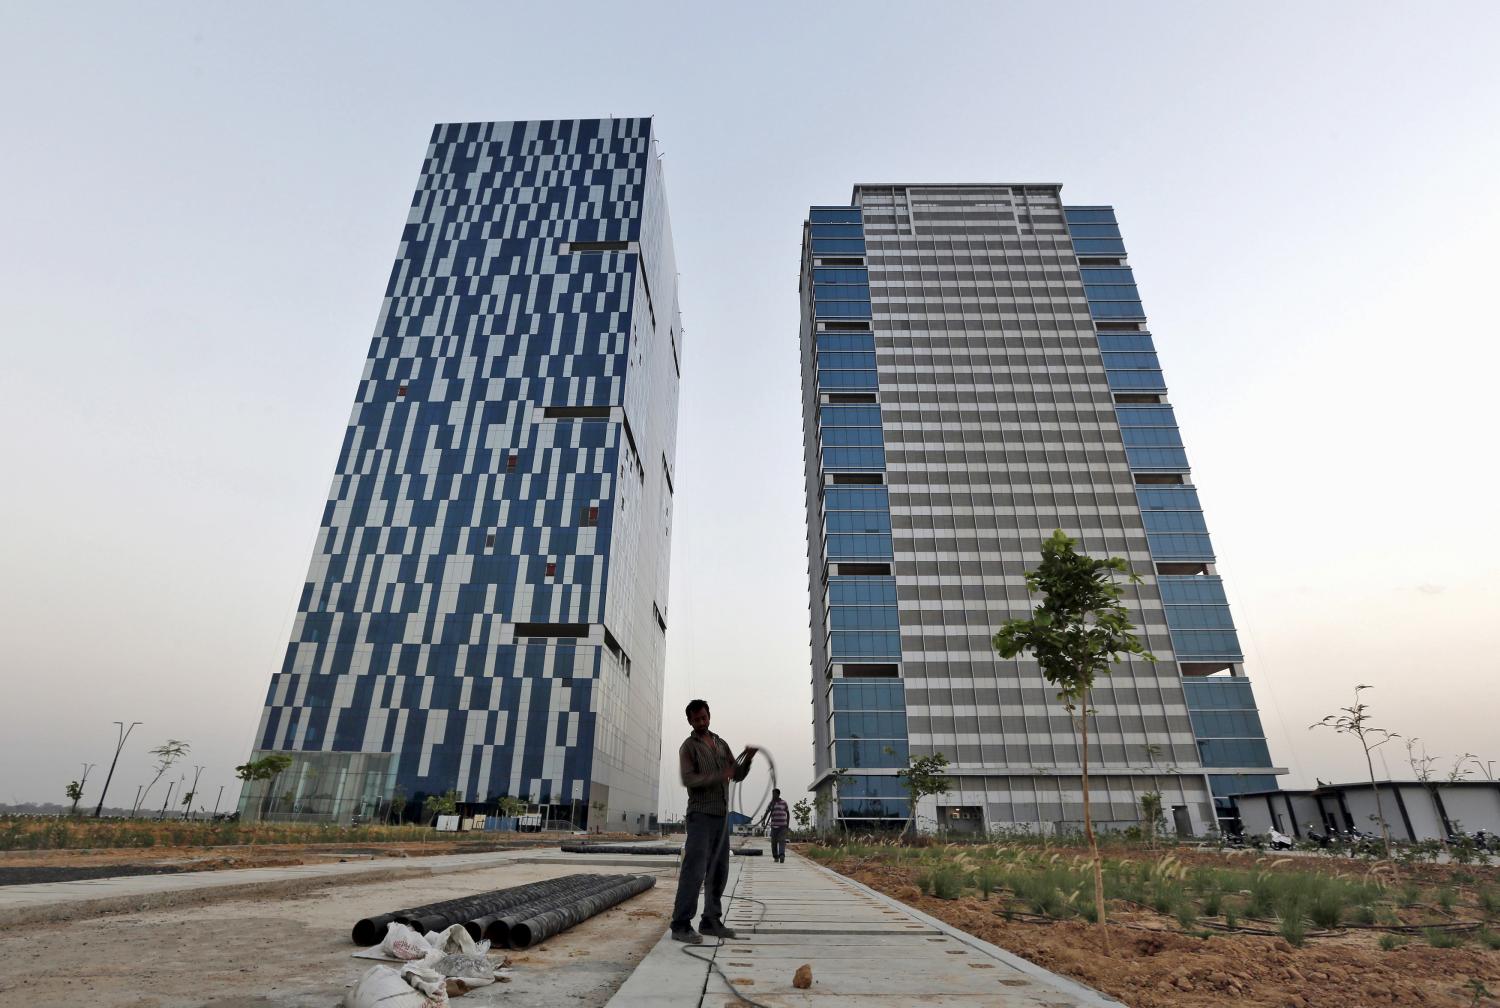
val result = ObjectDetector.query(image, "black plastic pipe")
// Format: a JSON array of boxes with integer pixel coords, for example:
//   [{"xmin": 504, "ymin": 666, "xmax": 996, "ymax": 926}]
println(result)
[
  {"xmin": 352, "ymin": 873, "xmax": 606, "ymax": 944},
  {"xmin": 482, "ymin": 875, "xmax": 655, "ymax": 946},
  {"xmin": 507, "ymin": 875, "xmax": 657, "ymax": 948},
  {"xmin": 397, "ymin": 875, "xmax": 615, "ymax": 935}
]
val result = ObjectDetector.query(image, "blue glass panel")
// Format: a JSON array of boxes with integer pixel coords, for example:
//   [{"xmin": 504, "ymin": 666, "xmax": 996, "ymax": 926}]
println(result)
[
  {"xmin": 835, "ymin": 739, "xmax": 907, "ymax": 768},
  {"xmin": 1188, "ymin": 709, "xmax": 1266, "ymax": 738},
  {"xmin": 1165, "ymin": 604, "xmax": 1235, "ymax": 629},
  {"xmin": 813, "ymin": 268, "xmax": 869, "ymax": 283},
  {"xmin": 1126, "ymin": 446, "xmax": 1189, "ymax": 469},
  {"xmin": 820, "ymin": 405, "xmax": 883, "ymax": 426},
  {"xmin": 814, "ymin": 300, "xmax": 873, "ymax": 319},
  {"xmin": 828, "ymin": 577, "xmax": 898, "ymax": 605},
  {"xmin": 1097, "ymin": 333, "xmax": 1157, "ymax": 352},
  {"xmin": 1198, "ymin": 738, "xmax": 1272, "ymax": 767},
  {"xmin": 826, "ymin": 533, "xmax": 894, "ymax": 559},
  {"xmin": 811, "ymin": 238, "xmax": 867, "ymax": 255},
  {"xmin": 818, "ymin": 350, "xmax": 877, "ymax": 370},
  {"xmin": 1116, "ymin": 405, "xmax": 1177, "ymax": 426},
  {"xmin": 839, "ymin": 798, "xmax": 907, "ymax": 818},
  {"xmin": 1090, "ymin": 301, "xmax": 1146, "ymax": 319},
  {"xmin": 829, "ymin": 630, "xmax": 903, "ymax": 658},
  {"xmin": 809, "ymin": 208, "xmax": 862, "ymax": 224},
  {"xmin": 825, "ymin": 510, "xmax": 892, "ymax": 533},
  {"xmin": 1080, "ymin": 267, "xmax": 1135, "ymax": 284},
  {"xmin": 822, "ymin": 427, "xmax": 885, "ymax": 447},
  {"xmin": 824, "ymin": 486, "xmax": 890, "ymax": 511},
  {"xmin": 837, "ymin": 773, "xmax": 907, "ymax": 797},
  {"xmin": 1070, "ymin": 224, "xmax": 1123, "ymax": 239},
  {"xmin": 818, "ymin": 370, "xmax": 879, "ymax": 390},
  {"xmin": 1073, "ymin": 238, "xmax": 1127, "ymax": 255},
  {"xmin": 814, "ymin": 283, "xmax": 872, "ymax": 301},
  {"xmin": 1210, "ymin": 773, "xmax": 1277, "ymax": 797},
  {"xmin": 1136, "ymin": 487, "xmax": 1201, "ymax": 510},
  {"xmin": 829, "ymin": 606, "xmax": 900, "ymax": 630},
  {"xmin": 1156, "ymin": 575, "xmax": 1226, "ymax": 604},
  {"xmin": 1121, "ymin": 427, "xmax": 1184, "ymax": 448},
  {"xmin": 1170, "ymin": 629, "xmax": 1243, "ymax": 659},
  {"xmin": 1141, "ymin": 510, "xmax": 1207, "ymax": 533},
  {"xmin": 1181, "ymin": 678, "xmax": 1256, "ymax": 710},
  {"xmin": 835, "ymin": 711, "xmax": 908, "ymax": 737},
  {"xmin": 1100, "ymin": 351, "xmax": 1160, "ymax": 370},
  {"xmin": 1084, "ymin": 283, "xmax": 1141, "ymax": 301},
  {"xmin": 816, "ymin": 333, "xmax": 876, "ymax": 353},
  {"xmin": 810, "ymin": 223, "xmax": 864, "ymax": 238},
  {"xmin": 1064, "ymin": 207, "xmax": 1117, "ymax": 224},
  {"xmin": 832, "ymin": 682, "xmax": 905, "ymax": 712},
  {"xmin": 820, "ymin": 445, "xmax": 886, "ymax": 469},
  {"xmin": 1147, "ymin": 532, "xmax": 1214, "ymax": 559},
  {"xmin": 1107, "ymin": 370, "xmax": 1168, "ymax": 391}
]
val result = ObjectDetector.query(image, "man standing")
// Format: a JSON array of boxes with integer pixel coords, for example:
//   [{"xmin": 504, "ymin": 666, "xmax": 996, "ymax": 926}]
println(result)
[
  {"xmin": 671, "ymin": 699, "xmax": 755, "ymax": 944},
  {"xmin": 760, "ymin": 787, "xmax": 791, "ymax": 863}
]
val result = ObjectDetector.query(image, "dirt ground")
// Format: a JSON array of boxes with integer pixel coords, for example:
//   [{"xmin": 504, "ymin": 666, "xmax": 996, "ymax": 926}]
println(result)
[
  {"xmin": 0, "ymin": 858, "xmax": 675, "ymax": 1008},
  {"xmin": 817, "ymin": 848, "xmax": 1500, "ymax": 1008}
]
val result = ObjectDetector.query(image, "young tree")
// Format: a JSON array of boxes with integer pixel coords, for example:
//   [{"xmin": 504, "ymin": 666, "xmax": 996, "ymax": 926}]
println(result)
[
  {"xmin": 895, "ymin": 751, "xmax": 950, "ymax": 839},
  {"xmin": 1139, "ymin": 792, "xmax": 1165, "ymax": 849},
  {"xmin": 65, "ymin": 780, "xmax": 85, "ymax": 815},
  {"xmin": 994, "ymin": 529, "xmax": 1153, "ymax": 937},
  {"xmin": 791, "ymin": 798, "xmax": 812, "ymax": 833},
  {"xmin": 388, "ymin": 787, "xmax": 408, "ymax": 825},
  {"xmin": 180, "ymin": 765, "xmax": 204, "ymax": 821},
  {"xmin": 1309, "ymin": 685, "xmax": 1396, "ymax": 857},
  {"xmin": 423, "ymin": 789, "xmax": 460, "ymax": 824},
  {"xmin": 139, "ymin": 739, "xmax": 190, "ymax": 810},
  {"xmin": 234, "ymin": 754, "xmax": 294, "ymax": 820}
]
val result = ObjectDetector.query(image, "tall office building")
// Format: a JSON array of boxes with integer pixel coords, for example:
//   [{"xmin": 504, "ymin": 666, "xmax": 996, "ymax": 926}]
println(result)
[
  {"xmin": 243, "ymin": 118, "xmax": 681, "ymax": 832},
  {"xmin": 800, "ymin": 185, "xmax": 1283, "ymax": 835}
]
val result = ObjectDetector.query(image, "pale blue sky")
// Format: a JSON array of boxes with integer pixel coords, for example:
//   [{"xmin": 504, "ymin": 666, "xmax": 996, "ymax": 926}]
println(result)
[{"xmin": 2, "ymin": 2, "xmax": 1497, "ymax": 811}]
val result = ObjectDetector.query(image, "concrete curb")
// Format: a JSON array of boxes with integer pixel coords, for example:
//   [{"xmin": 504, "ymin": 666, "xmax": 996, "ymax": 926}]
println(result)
[{"xmin": 803, "ymin": 856, "xmax": 1129, "ymax": 1008}]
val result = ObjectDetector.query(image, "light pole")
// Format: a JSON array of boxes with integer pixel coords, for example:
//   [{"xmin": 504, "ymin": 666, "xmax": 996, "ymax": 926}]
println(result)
[
  {"xmin": 182, "ymin": 766, "xmax": 204, "ymax": 820},
  {"xmin": 93, "ymin": 721, "xmax": 141, "ymax": 818},
  {"xmin": 211, "ymin": 785, "xmax": 224, "ymax": 819}
]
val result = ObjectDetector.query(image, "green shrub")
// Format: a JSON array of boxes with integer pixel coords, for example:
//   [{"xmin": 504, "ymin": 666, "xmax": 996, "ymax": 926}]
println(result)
[
  {"xmin": 1476, "ymin": 929, "xmax": 1500, "ymax": 951},
  {"xmin": 921, "ymin": 865, "xmax": 965, "ymax": 900},
  {"xmin": 1203, "ymin": 891, "xmax": 1222, "ymax": 916},
  {"xmin": 1435, "ymin": 887, "xmax": 1457, "ymax": 913},
  {"xmin": 1223, "ymin": 907, "xmax": 1239, "ymax": 929},
  {"xmin": 975, "ymin": 865, "xmax": 1002, "ymax": 900},
  {"xmin": 1309, "ymin": 890, "xmax": 1346, "ymax": 930},
  {"xmin": 1351, "ymin": 904, "xmax": 1376, "ymax": 926},
  {"xmin": 1378, "ymin": 933, "xmax": 1408, "ymax": 951},
  {"xmin": 1423, "ymin": 927, "xmax": 1464, "ymax": 949},
  {"xmin": 1278, "ymin": 910, "xmax": 1307, "ymax": 948},
  {"xmin": 1175, "ymin": 901, "xmax": 1200, "ymax": 930},
  {"xmin": 1478, "ymin": 888, "xmax": 1498, "ymax": 920}
]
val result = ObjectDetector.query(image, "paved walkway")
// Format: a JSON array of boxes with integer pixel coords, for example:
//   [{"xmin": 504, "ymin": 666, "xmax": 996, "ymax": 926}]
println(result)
[{"xmin": 607, "ymin": 847, "xmax": 1124, "ymax": 1007}]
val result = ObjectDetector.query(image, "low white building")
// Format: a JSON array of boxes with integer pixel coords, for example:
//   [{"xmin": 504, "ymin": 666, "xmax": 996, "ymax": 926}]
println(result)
[{"xmin": 1238, "ymin": 779, "xmax": 1500, "ymax": 842}]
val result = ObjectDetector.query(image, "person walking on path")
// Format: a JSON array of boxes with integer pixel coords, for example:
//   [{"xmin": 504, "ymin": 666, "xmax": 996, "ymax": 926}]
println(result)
[
  {"xmin": 760, "ymin": 787, "xmax": 791, "ymax": 863},
  {"xmin": 670, "ymin": 698, "xmax": 756, "ymax": 944}
]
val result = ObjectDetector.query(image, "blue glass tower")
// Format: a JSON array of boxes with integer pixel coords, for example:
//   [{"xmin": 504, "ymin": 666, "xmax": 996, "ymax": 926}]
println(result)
[
  {"xmin": 243, "ymin": 118, "xmax": 681, "ymax": 831},
  {"xmin": 801, "ymin": 185, "xmax": 1283, "ymax": 836}
]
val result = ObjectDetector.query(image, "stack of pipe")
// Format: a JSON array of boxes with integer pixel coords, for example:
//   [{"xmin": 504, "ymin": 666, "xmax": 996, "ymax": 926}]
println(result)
[
  {"xmin": 499, "ymin": 874, "xmax": 657, "ymax": 948},
  {"xmin": 351, "ymin": 873, "xmax": 653, "ymax": 947}
]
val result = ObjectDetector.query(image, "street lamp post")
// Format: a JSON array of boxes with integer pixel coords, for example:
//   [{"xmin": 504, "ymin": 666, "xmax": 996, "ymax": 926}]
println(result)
[{"xmin": 93, "ymin": 721, "xmax": 141, "ymax": 818}]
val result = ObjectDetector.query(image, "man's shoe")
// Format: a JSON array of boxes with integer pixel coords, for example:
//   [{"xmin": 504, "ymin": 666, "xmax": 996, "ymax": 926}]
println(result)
[
  {"xmin": 671, "ymin": 928, "xmax": 703, "ymax": 944},
  {"xmin": 700, "ymin": 921, "xmax": 738, "ymax": 939}
]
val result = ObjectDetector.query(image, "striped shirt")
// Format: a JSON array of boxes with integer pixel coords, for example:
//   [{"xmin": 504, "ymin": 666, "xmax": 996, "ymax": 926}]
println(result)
[{"xmin": 766, "ymin": 798, "xmax": 790, "ymax": 829}]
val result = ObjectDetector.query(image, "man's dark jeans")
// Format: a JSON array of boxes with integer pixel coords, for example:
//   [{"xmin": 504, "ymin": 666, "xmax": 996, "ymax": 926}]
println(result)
[
  {"xmin": 671, "ymin": 811, "xmax": 730, "ymax": 932},
  {"xmin": 770, "ymin": 826, "xmax": 788, "ymax": 861}
]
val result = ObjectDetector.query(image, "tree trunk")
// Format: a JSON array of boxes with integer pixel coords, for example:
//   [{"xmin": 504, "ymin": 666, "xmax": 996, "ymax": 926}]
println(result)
[
  {"xmin": 1080, "ymin": 711, "xmax": 1109, "ymax": 947},
  {"xmin": 1362, "ymin": 743, "xmax": 1393, "ymax": 857}
]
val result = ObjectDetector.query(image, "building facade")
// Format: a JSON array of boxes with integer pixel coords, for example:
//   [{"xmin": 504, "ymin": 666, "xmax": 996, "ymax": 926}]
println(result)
[
  {"xmin": 799, "ymin": 184, "xmax": 1282, "ymax": 836},
  {"xmin": 243, "ymin": 118, "xmax": 681, "ymax": 832}
]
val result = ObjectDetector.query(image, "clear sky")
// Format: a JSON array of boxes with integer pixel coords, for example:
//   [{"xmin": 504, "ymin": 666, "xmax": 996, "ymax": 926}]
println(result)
[{"xmin": 2, "ymin": 3, "xmax": 1497, "ymax": 815}]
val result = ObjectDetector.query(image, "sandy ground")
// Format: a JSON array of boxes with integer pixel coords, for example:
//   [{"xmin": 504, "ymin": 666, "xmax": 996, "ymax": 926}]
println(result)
[
  {"xmin": 822, "ymin": 850, "xmax": 1500, "ymax": 1008},
  {"xmin": 0, "ymin": 858, "xmax": 676, "ymax": 1008}
]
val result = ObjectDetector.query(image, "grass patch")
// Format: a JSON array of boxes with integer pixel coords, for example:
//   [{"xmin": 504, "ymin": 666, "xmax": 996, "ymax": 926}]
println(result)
[
  {"xmin": 1423, "ymin": 927, "xmax": 1465, "ymax": 949},
  {"xmin": 1379, "ymin": 933, "xmax": 1409, "ymax": 951}
]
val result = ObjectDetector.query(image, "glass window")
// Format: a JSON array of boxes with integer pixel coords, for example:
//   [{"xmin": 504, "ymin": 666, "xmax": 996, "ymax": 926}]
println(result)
[
  {"xmin": 829, "ymin": 630, "xmax": 902, "ymax": 659},
  {"xmin": 1073, "ymin": 238, "xmax": 1127, "ymax": 255},
  {"xmin": 820, "ymin": 404, "xmax": 882, "ymax": 426},
  {"xmin": 818, "ymin": 350, "xmax": 877, "ymax": 370},
  {"xmin": 811, "ymin": 237, "xmax": 868, "ymax": 255},
  {"xmin": 818, "ymin": 370, "xmax": 879, "ymax": 391},
  {"xmin": 1116, "ymin": 405, "xmax": 1177, "ymax": 426},
  {"xmin": 1210, "ymin": 773, "xmax": 1277, "ymax": 797},
  {"xmin": 813, "ymin": 267, "xmax": 869, "ymax": 283},
  {"xmin": 816, "ymin": 333, "xmax": 876, "ymax": 353},
  {"xmin": 825, "ymin": 510, "xmax": 892, "ymax": 533},
  {"xmin": 1090, "ymin": 301, "xmax": 1146, "ymax": 319},
  {"xmin": 821, "ymin": 427, "xmax": 885, "ymax": 447},
  {"xmin": 1156, "ymin": 575, "xmax": 1226, "ymax": 604},
  {"xmin": 820, "ymin": 445, "xmax": 887, "ymax": 469},
  {"xmin": 1098, "ymin": 333, "xmax": 1156, "ymax": 352},
  {"xmin": 1107, "ymin": 370, "xmax": 1167, "ymax": 391},
  {"xmin": 838, "ymin": 798, "xmax": 907, "ymax": 818},
  {"xmin": 1084, "ymin": 284, "xmax": 1141, "ymax": 301},
  {"xmin": 1100, "ymin": 351, "xmax": 1160, "ymax": 370},
  {"xmin": 1125, "ymin": 446, "xmax": 1189, "ymax": 469},
  {"xmin": 835, "ymin": 711, "xmax": 908, "ymax": 738},
  {"xmin": 1064, "ymin": 207, "xmax": 1117, "ymax": 224},
  {"xmin": 814, "ymin": 283, "xmax": 872, "ymax": 301},
  {"xmin": 1136, "ymin": 486, "xmax": 1202, "ymax": 510},
  {"xmin": 824, "ymin": 486, "xmax": 890, "ymax": 511},
  {"xmin": 828, "ymin": 577, "xmax": 898, "ymax": 605},
  {"xmin": 830, "ymin": 606, "xmax": 900, "ymax": 631},
  {"xmin": 837, "ymin": 774, "xmax": 907, "ymax": 798},
  {"xmin": 814, "ymin": 300, "xmax": 873, "ymax": 319},
  {"xmin": 832, "ymin": 681, "xmax": 906, "ymax": 712},
  {"xmin": 1165, "ymin": 604, "xmax": 1235, "ymax": 629},
  {"xmin": 835, "ymin": 739, "xmax": 907, "ymax": 768},
  {"xmin": 809, "ymin": 223, "xmax": 864, "ymax": 238},
  {"xmin": 1146, "ymin": 531, "xmax": 1214, "ymax": 559},
  {"xmin": 1070, "ymin": 223, "xmax": 1123, "ymax": 239},
  {"xmin": 1121, "ymin": 427, "xmax": 1183, "ymax": 448},
  {"xmin": 1080, "ymin": 267, "xmax": 1135, "ymax": 284},
  {"xmin": 1142, "ymin": 510, "xmax": 1207, "ymax": 533},
  {"xmin": 1170, "ymin": 628, "xmax": 1243, "ymax": 660},
  {"xmin": 1198, "ymin": 738, "xmax": 1272, "ymax": 768},
  {"xmin": 810, "ymin": 208, "xmax": 862, "ymax": 224},
  {"xmin": 826, "ymin": 532, "xmax": 894, "ymax": 559},
  {"xmin": 1182, "ymin": 678, "xmax": 1256, "ymax": 710}
]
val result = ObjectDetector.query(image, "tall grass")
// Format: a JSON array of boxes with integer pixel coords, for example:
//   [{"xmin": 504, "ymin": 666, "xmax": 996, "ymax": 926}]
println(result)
[{"xmin": 0, "ymin": 816, "xmax": 475, "ymax": 851}]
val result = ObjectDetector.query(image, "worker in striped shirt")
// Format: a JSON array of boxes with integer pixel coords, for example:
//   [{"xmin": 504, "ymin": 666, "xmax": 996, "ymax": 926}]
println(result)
[{"xmin": 760, "ymin": 788, "xmax": 791, "ymax": 863}]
